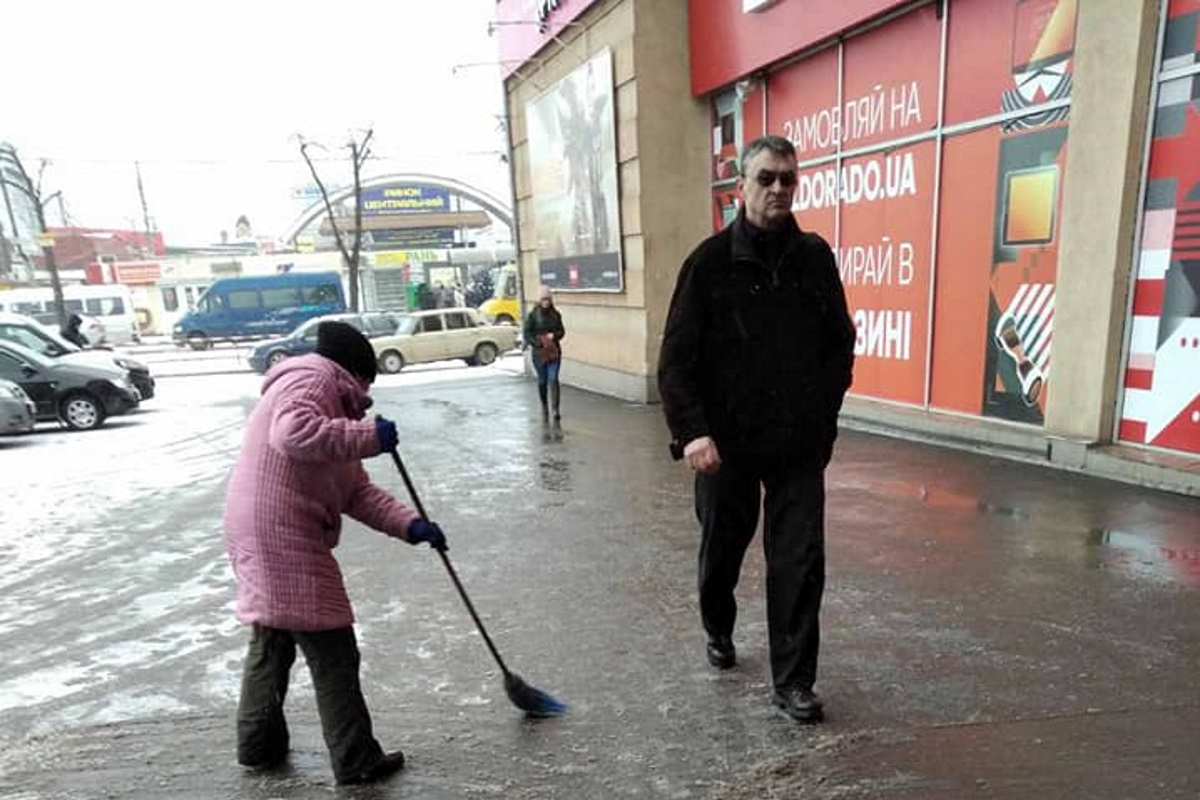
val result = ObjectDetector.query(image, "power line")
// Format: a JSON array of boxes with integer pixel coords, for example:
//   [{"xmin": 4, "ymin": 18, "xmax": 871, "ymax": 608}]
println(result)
[{"xmin": 21, "ymin": 151, "xmax": 507, "ymax": 167}]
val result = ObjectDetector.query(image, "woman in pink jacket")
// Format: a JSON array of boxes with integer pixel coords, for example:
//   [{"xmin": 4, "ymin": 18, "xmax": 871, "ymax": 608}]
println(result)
[{"xmin": 224, "ymin": 321, "xmax": 446, "ymax": 786}]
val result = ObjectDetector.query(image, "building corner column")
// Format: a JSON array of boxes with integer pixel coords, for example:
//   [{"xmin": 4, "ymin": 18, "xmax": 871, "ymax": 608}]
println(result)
[{"xmin": 1044, "ymin": 0, "xmax": 1160, "ymax": 446}]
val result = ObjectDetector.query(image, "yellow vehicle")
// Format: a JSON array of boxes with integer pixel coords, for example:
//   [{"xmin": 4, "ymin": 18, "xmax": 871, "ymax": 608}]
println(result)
[{"xmin": 478, "ymin": 264, "xmax": 520, "ymax": 325}]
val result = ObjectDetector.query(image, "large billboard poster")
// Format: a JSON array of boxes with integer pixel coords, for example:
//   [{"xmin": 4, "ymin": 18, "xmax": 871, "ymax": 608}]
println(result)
[
  {"xmin": 526, "ymin": 49, "xmax": 623, "ymax": 292},
  {"xmin": 1118, "ymin": 0, "xmax": 1200, "ymax": 455},
  {"xmin": 930, "ymin": 0, "xmax": 1076, "ymax": 424}
]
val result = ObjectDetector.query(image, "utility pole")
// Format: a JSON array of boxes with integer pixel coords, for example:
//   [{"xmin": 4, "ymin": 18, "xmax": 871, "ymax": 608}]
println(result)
[{"xmin": 135, "ymin": 161, "xmax": 153, "ymax": 257}]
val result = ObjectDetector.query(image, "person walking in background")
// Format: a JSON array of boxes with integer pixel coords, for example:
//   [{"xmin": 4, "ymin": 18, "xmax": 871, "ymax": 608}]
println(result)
[
  {"xmin": 223, "ymin": 321, "xmax": 448, "ymax": 785},
  {"xmin": 523, "ymin": 286, "xmax": 566, "ymax": 422},
  {"xmin": 60, "ymin": 313, "xmax": 88, "ymax": 348},
  {"xmin": 657, "ymin": 135, "xmax": 855, "ymax": 724}
]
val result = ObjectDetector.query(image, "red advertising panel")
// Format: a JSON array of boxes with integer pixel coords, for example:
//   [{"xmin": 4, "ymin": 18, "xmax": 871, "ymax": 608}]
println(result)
[
  {"xmin": 837, "ymin": 141, "xmax": 936, "ymax": 404},
  {"xmin": 841, "ymin": 4, "xmax": 941, "ymax": 149},
  {"xmin": 929, "ymin": 128, "xmax": 1001, "ymax": 414},
  {"xmin": 767, "ymin": 47, "xmax": 839, "ymax": 161},
  {"xmin": 1117, "ymin": 0, "xmax": 1200, "ymax": 455},
  {"xmin": 792, "ymin": 164, "xmax": 838, "ymax": 244},
  {"xmin": 688, "ymin": 0, "xmax": 905, "ymax": 95},
  {"xmin": 931, "ymin": 120, "xmax": 1069, "ymax": 423},
  {"xmin": 945, "ymin": 0, "xmax": 1077, "ymax": 125}
]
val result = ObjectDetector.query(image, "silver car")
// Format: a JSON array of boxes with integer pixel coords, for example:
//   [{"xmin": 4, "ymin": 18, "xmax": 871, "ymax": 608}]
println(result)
[{"xmin": 0, "ymin": 378, "xmax": 36, "ymax": 434}]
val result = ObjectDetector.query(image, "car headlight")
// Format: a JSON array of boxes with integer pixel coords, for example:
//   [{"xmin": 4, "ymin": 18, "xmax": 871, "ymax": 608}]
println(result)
[
  {"xmin": 173, "ymin": 324, "xmax": 183, "ymax": 332},
  {"xmin": 7, "ymin": 386, "xmax": 24, "ymax": 399}
]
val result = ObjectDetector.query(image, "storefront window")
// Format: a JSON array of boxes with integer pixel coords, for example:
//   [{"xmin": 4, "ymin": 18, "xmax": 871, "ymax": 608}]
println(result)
[
  {"xmin": 767, "ymin": 46, "xmax": 838, "ymax": 161},
  {"xmin": 838, "ymin": 141, "xmax": 936, "ymax": 406},
  {"xmin": 841, "ymin": 4, "xmax": 940, "ymax": 150},
  {"xmin": 1117, "ymin": 0, "xmax": 1200, "ymax": 455},
  {"xmin": 945, "ymin": 0, "xmax": 1077, "ymax": 127},
  {"xmin": 705, "ymin": 0, "xmax": 1078, "ymax": 423},
  {"xmin": 930, "ymin": 118, "xmax": 1068, "ymax": 423}
]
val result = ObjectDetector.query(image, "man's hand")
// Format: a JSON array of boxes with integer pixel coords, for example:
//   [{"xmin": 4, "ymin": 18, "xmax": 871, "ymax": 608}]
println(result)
[{"xmin": 683, "ymin": 436, "xmax": 721, "ymax": 474}]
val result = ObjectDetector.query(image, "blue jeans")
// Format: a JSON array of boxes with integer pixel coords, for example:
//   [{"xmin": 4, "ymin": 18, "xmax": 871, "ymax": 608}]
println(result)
[{"xmin": 534, "ymin": 357, "xmax": 561, "ymax": 387}]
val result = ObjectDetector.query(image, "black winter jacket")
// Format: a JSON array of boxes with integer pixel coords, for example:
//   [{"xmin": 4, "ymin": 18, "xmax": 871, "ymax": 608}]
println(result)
[{"xmin": 657, "ymin": 212, "xmax": 855, "ymax": 461}]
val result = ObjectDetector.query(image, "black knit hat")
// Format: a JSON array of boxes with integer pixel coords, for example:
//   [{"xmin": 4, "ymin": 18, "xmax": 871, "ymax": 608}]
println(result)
[{"xmin": 316, "ymin": 321, "xmax": 377, "ymax": 383}]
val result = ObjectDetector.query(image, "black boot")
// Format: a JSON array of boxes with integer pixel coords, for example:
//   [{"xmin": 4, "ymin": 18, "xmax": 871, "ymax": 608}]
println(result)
[
  {"xmin": 537, "ymin": 384, "xmax": 549, "ymax": 421},
  {"xmin": 549, "ymin": 381, "xmax": 561, "ymax": 422}
]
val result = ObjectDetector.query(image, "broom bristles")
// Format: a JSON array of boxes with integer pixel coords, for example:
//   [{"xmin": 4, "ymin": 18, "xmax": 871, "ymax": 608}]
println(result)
[{"xmin": 505, "ymin": 672, "xmax": 568, "ymax": 717}]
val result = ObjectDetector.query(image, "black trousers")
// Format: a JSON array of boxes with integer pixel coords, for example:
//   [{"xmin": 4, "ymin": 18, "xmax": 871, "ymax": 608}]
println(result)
[
  {"xmin": 695, "ymin": 455, "xmax": 826, "ymax": 691},
  {"xmin": 237, "ymin": 624, "xmax": 384, "ymax": 782}
]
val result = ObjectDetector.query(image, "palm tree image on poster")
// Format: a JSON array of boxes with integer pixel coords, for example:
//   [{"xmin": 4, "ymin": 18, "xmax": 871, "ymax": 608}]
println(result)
[{"xmin": 525, "ymin": 48, "xmax": 623, "ymax": 292}]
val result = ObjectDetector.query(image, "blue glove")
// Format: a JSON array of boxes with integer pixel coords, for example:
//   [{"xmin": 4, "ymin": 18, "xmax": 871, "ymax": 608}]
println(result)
[
  {"xmin": 375, "ymin": 416, "xmax": 398, "ymax": 452},
  {"xmin": 408, "ymin": 519, "xmax": 447, "ymax": 551}
]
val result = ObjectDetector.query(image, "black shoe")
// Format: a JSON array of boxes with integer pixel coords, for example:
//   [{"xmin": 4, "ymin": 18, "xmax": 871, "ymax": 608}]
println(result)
[
  {"xmin": 772, "ymin": 686, "xmax": 824, "ymax": 723},
  {"xmin": 706, "ymin": 636, "xmax": 736, "ymax": 670},
  {"xmin": 337, "ymin": 750, "xmax": 406, "ymax": 786}
]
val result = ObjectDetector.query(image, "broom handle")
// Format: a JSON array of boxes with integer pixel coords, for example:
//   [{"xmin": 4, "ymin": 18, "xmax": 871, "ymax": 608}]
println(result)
[{"xmin": 389, "ymin": 449, "xmax": 512, "ymax": 677}]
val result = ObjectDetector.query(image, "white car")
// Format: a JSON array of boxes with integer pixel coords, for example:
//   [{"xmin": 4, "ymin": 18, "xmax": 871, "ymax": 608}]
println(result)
[
  {"xmin": 0, "ymin": 378, "xmax": 36, "ymax": 434},
  {"xmin": 371, "ymin": 308, "xmax": 520, "ymax": 374}
]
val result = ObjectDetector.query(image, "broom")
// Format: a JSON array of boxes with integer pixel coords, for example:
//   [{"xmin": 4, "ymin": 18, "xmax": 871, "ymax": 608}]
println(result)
[{"xmin": 389, "ymin": 449, "xmax": 567, "ymax": 718}]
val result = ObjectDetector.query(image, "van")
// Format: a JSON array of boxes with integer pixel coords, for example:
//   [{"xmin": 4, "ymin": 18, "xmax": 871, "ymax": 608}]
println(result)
[
  {"xmin": 172, "ymin": 272, "xmax": 346, "ymax": 350},
  {"xmin": 0, "ymin": 284, "xmax": 141, "ymax": 345}
]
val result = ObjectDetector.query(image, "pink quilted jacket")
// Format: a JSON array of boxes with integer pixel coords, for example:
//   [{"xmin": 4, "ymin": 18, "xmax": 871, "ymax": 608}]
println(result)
[{"xmin": 224, "ymin": 354, "xmax": 418, "ymax": 631}]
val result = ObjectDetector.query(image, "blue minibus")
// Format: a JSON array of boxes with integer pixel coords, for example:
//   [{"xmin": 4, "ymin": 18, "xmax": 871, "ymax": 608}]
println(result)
[{"xmin": 172, "ymin": 272, "xmax": 346, "ymax": 350}]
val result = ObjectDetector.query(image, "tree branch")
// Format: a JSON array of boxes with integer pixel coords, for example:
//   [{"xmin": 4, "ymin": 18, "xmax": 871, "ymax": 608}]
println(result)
[{"xmin": 298, "ymin": 138, "xmax": 351, "ymax": 266}]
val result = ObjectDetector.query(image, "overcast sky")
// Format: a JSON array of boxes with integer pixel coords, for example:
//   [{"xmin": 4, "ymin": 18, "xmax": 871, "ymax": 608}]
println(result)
[{"xmin": 2, "ymin": 0, "xmax": 510, "ymax": 245}]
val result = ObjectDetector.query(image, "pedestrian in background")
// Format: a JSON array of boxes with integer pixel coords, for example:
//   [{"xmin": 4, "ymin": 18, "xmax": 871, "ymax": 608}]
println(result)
[
  {"xmin": 224, "ymin": 321, "xmax": 448, "ymax": 785},
  {"xmin": 523, "ymin": 285, "xmax": 566, "ymax": 422},
  {"xmin": 657, "ymin": 134, "xmax": 855, "ymax": 724},
  {"xmin": 61, "ymin": 313, "xmax": 88, "ymax": 348}
]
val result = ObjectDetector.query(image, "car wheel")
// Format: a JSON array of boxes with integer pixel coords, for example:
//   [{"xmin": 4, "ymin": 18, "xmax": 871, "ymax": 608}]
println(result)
[
  {"xmin": 187, "ymin": 332, "xmax": 212, "ymax": 351},
  {"xmin": 496, "ymin": 314, "xmax": 515, "ymax": 325},
  {"xmin": 473, "ymin": 342, "xmax": 499, "ymax": 366},
  {"xmin": 379, "ymin": 350, "xmax": 404, "ymax": 374},
  {"xmin": 60, "ymin": 392, "xmax": 106, "ymax": 431},
  {"xmin": 267, "ymin": 350, "xmax": 289, "ymax": 368}
]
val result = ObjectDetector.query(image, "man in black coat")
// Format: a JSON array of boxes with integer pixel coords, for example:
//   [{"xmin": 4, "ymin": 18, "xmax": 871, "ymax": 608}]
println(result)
[{"xmin": 658, "ymin": 134, "xmax": 855, "ymax": 723}]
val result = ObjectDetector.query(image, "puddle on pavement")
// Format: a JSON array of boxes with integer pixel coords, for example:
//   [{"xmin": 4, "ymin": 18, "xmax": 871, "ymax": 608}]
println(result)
[{"xmin": 1084, "ymin": 527, "xmax": 1200, "ymax": 587}]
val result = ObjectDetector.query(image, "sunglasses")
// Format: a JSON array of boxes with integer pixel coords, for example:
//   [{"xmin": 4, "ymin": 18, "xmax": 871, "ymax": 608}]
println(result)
[{"xmin": 753, "ymin": 170, "xmax": 798, "ymax": 188}]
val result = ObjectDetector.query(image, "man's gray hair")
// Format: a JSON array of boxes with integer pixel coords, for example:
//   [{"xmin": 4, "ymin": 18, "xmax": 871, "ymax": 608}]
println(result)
[{"xmin": 739, "ymin": 135, "xmax": 796, "ymax": 177}]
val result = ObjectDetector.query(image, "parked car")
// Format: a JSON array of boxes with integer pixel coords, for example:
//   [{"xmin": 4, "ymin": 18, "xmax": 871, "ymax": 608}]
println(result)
[
  {"xmin": 0, "ymin": 340, "xmax": 140, "ymax": 430},
  {"xmin": 0, "ymin": 378, "xmax": 36, "ymax": 435},
  {"xmin": 371, "ymin": 307, "xmax": 519, "ymax": 374},
  {"xmin": 0, "ymin": 312, "xmax": 155, "ymax": 400},
  {"xmin": 247, "ymin": 311, "xmax": 403, "ymax": 374}
]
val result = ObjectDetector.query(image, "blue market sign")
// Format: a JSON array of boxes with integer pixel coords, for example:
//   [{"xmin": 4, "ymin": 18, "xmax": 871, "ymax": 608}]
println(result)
[{"xmin": 360, "ymin": 184, "xmax": 450, "ymax": 216}]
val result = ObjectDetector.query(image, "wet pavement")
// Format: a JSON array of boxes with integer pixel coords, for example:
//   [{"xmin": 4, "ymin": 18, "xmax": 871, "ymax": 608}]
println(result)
[{"xmin": 1, "ymin": 364, "xmax": 1198, "ymax": 799}]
